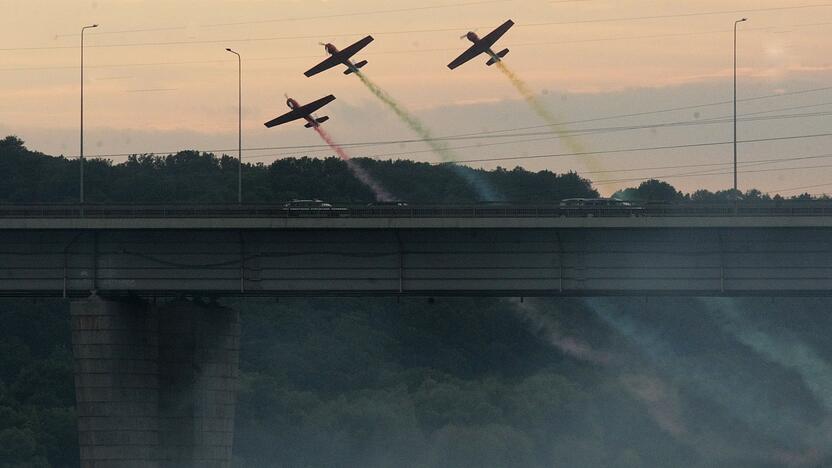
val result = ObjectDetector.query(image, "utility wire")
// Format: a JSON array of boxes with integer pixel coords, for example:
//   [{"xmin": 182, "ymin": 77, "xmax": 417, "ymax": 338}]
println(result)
[
  {"xmin": 447, "ymin": 132, "xmax": 832, "ymax": 164},
  {"xmin": 4, "ymin": 4, "xmax": 829, "ymax": 52},
  {"xmin": 201, "ymin": 0, "xmax": 510, "ymax": 28},
  {"xmin": 72, "ymin": 89, "xmax": 832, "ymax": 159},
  {"xmin": 239, "ymin": 108, "xmax": 832, "ymax": 161},
  {"xmin": 772, "ymin": 182, "xmax": 832, "ymax": 193},
  {"xmin": 593, "ymin": 159, "xmax": 832, "ymax": 186},
  {"xmin": 0, "ymin": 27, "xmax": 776, "ymax": 71},
  {"xmin": 522, "ymin": 3, "xmax": 832, "ymax": 27},
  {"xmin": 53, "ymin": 0, "xmax": 510, "ymax": 37}
]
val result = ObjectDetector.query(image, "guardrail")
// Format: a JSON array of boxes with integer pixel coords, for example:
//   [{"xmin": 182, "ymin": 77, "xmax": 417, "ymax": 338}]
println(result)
[{"xmin": 1, "ymin": 203, "xmax": 832, "ymax": 218}]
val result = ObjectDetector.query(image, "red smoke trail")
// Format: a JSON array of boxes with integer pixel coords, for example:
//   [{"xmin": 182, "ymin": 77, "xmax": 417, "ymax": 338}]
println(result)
[
  {"xmin": 313, "ymin": 126, "xmax": 395, "ymax": 202},
  {"xmin": 514, "ymin": 300, "xmax": 689, "ymax": 437}
]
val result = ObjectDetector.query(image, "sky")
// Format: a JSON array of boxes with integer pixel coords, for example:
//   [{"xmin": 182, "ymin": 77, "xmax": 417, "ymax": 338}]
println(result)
[{"xmin": 0, "ymin": 0, "xmax": 831, "ymax": 197}]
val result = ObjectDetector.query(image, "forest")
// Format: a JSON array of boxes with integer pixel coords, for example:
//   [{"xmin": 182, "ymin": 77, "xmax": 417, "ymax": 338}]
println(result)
[{"xmin": 0, "ymin": 135, "xmax": 830, "ymax": 467}]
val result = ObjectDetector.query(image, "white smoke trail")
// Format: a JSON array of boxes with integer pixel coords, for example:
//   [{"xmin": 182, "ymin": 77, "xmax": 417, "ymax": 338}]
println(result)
[
  {"xmin": 516, "ymin": 299, "xmax": 823, "ymax": 464},
  {"xmin": 702, "ymin": 298, "xmax": 832, "ymax": 413},
  {"xmin": 587, "ymin": 298, "xmax": 816, "ymax": 447}
]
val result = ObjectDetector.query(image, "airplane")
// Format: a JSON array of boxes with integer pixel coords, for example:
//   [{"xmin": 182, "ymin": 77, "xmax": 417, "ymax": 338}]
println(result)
[
  {"xmin": 304, "ymin": 35, "xmax": 374, "ymax": 77},
  {"xmin": 447, "ymin": 20, "xmax": 514, "ymax": 70},
  {"xmin": 264, "ymin": 95, "xmax": 336, "ymax": 129}
]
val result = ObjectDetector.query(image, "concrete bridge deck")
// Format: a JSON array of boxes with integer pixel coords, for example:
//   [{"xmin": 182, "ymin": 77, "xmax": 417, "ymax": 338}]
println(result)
[{"xmin": 0, "ymin": 204, "xmax": 830, "ymax": 297}]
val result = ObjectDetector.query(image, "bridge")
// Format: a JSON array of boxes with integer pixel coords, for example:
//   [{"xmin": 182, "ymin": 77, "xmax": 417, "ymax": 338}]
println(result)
[
  {"xmin": 4, "ymin": 203, "xmax": 832, "ymax": 297},
  {"xmin": 4, "ymin": 203, "xmax": 832, "ymax": 467}
]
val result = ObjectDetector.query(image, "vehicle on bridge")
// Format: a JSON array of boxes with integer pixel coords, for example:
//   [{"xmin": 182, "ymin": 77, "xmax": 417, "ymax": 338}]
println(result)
[
  {"xmin": 558, "ymin": 198, "xmax": 643, "ymax": 216},
  {"xmin": 264, "ymin": 95, "xmax": 336, "ymax": 129},
  {"xmin": 448, "ymin": 19, "xmax": 514, "ymax": 69},
  {"xmin": 305, "ymin": 36, "xmax": 374, "ymax": 77},
  {"xmin": 367, "ymin": 201, "xmax": 409, "ymax": 207},
  {"xmin": 282, "ymin": 199, "xmax": 347, "ymax": 215}
]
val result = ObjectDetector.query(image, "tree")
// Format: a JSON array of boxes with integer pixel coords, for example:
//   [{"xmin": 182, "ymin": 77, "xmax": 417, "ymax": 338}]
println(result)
[{"xmin": 615, "ymin": 179, "xmax": 684, "ymax": 203}]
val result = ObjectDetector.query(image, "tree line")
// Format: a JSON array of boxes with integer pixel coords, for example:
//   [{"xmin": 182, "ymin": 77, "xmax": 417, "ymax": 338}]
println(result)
[{"xmin": 2, "ymin": 135, "xmax": 819, "ymax": 205}]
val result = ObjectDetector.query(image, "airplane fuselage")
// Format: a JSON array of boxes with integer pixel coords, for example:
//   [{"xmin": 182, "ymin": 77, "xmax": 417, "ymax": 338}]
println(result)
[
  {"xmin": 465, "ymin": 32, "xmax": 501, "ymax": 63},
  {"xmin": 324, "ymin": 43, "xmax": 360, "ymax": 73},
  {"xmin": 286, "ymin": 97, "xmax": 319, "ymax": 128}
]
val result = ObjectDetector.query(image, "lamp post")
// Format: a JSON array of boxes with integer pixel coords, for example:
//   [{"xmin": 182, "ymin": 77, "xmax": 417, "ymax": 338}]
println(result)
[
  {"xmin": 226, "ymin": 48, "xmax": 242, "ymax": 204},
  {"xmin": 733, "ymin": 18, "xmax": 747, "ymax": 198},
  {"xmin": 80, "ymin": 24, "xmax": 98, "ymax": 205}
]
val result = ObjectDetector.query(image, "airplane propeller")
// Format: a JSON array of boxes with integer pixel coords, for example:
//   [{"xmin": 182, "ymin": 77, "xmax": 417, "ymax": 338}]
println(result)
[{"xmin": 460, "ymin": 29, "xmax": 478, "ymax": 39}]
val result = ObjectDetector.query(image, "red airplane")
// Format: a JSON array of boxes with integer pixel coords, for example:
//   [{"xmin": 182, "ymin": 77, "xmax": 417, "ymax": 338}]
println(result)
[
  {"xmin": 304, "ymin": 36, "xmax": 374, "ymax": 77},
  {"xmin": 264, "ymin": 95, "xmax": 336, "ymax": 129},
  {"xmin": 448, "ymin": 20, "xmax": 514, "ymax": 70}
]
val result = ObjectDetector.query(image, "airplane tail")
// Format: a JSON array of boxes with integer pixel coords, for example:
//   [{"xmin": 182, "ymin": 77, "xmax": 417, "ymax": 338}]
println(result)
[
  {"xmin": 486, "ymin": 49, "xmax": 510, "ymax": 66},
  {"xmin": 344, "ymin": 60, "xmax": 369, "ymax": 75},
  {"xmin": 305, "ymin": 116, "xmax": 329, "ymax": 128}
]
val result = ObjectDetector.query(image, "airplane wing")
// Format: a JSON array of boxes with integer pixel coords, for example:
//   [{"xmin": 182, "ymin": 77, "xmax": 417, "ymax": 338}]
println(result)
[
  {"xmin": 264, "ymin": 109, "xmax": 304, "ymax": 128},
  {"xmin": 295, "ymin": 94, "xmax": 336, "ymax": 116},
  {"xmin": 336, "ymin": 35, "xmax": 374, "ymax": 61},
  {"xmin": 447, "ymin": 42, "xmax": 486, "ymax": 70},
  {"xmin": 447, "ymin": 19, "xmax": 514, "ymax": 70},
  {"xmin": 304, "ymin": 36, "xmax": 374, "ymax": 77},
  {"xmin": 304, "ymin": 55, "xmax": 343, "ymax": 78},
  {"xmin": 263, "ymin": 95, "xmax": 336, "ymax": 128}
]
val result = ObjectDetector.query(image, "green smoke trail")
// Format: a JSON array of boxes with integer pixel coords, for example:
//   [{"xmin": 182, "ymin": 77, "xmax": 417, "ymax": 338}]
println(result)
[
  {"xmin": 494, "ymin": 61, "xmax": 603, "ymax": 175},
  {"xmin": 354, "ymin": 70, "xmax": 503, "ymax": 202}
]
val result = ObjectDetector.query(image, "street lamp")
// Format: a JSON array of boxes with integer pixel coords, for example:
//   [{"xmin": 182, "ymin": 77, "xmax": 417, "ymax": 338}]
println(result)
[
  {"xmin": 80, "ymin": 24, "xmax": 98, "ymax": 205},
  {"xmin": 733, "ymin": 18, "xmax": 747, "ymax": 198},
  {"xmin": 226, "ymin": 48, "xmax": 242, "ymax": 204}
]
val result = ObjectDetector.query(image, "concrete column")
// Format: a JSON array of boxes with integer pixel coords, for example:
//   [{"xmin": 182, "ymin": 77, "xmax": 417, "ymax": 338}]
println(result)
[
  {"xmin": 71, "ymin": 296, "xmax": 239, "ymax": 468},
  {"xmin": 71, "ymin": 296, "xmax": 161, "ymax": 468},
  {"xmin": 158, "ymin": 300, "xmax": 239, "ymax": 468}
]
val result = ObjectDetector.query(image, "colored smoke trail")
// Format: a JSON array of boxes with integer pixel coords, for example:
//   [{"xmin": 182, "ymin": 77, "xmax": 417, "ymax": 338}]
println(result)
[
  {"xmin": 494, "ymin": 61, "xmax": 603, "ymax": 174},
  {"xmin": 354, "ymin": 70, "xmax": 503, "ymax": 202},
  {"xmin": 513, "ymin": 300, "xmax": 688, "ymax": 438},
  {"xmin": 313, "ymin": 126, "xmax": 395, "ymax": 202},
  {"xmin": 522, "ymin": 298, "xmax": 832, "ymax": 464},
  {"xmin": 514, "ymin": 300, "xmax": 614, "ymax": 366},
  {"xmin": 703, "ymin": 298, "xmax": 832, "ymax": 413},
  {"xmin": 586, "ymin": 298, "xmax": 816, "ymax": 445}
]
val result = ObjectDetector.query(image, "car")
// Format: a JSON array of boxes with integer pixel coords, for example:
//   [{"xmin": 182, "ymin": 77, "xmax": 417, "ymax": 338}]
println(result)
[
  {"xmin": 558, "ymin": 198, "xmax": 643, "ymax": 216},
  {"xmin": 366, "ymin": 201, "xmax": 409, "ymax": 207},
  {"xmin": 282, "ymin": 199, "xmax": 347, "ymax": 214}
]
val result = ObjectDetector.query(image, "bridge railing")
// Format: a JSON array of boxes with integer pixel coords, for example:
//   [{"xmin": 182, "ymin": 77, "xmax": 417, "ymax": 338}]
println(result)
[{"xmin": 1, "ymin": 203, "xmax": 832, "ymax": 218}]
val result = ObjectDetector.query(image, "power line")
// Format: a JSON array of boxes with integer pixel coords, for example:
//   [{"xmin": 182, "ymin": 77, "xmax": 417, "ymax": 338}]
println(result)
[
  {"xmin": 449, "ymin": 98, "xmax": 832, "ymax": 139},
  {"xmin": 4, "ymin": 4, "xmax": 828, "ymax": 53},
  {"xmin": 0, "ymin": 27, "xmax": 777, "ymax": 72},
  {"xmin": 70, "ymin": 88, "xmax": 832, "ymax": 159},
  {"xmin": 593, "ymin": 158, "xmax": 832, "ymax": 186},
  {"xmin": 51, "ymin": 0, "xmax": 510, "ymax": 38},
  {"xmin": 771, "ymin": 181, "xmax": 832, "ymax": 193},
  {"xmin": 239, "ymin": 108, "xmax": 832, "ymax": 161},
  {"xmin": 522, "ymin": 3, "xmax": 832, "ymax": 27},
  {"xmin": 577, "ymin": 152, "xmax": 832, "ymax": 176},
  {"xmin": 201, "ymin": 0, "xmax": 510, "ymax": 28},
  {"xmin": 74, "ymin": 105, "xmax": 832, "ymax": 160},
  {"xmin": 447, "ymin": 132, "xmax": 832, "ymax": 164}
]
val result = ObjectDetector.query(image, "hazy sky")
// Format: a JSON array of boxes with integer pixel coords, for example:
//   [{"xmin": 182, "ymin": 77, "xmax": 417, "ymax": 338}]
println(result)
[{"xmin": 1, "ymin": 0, "xmax": 831, "ymax": 196}]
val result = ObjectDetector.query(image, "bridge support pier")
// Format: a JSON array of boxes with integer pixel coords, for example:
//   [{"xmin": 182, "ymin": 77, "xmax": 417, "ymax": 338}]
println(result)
[{"xmin": 71, "ymin": 296, "xmax": 240, "ymax": 468}]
